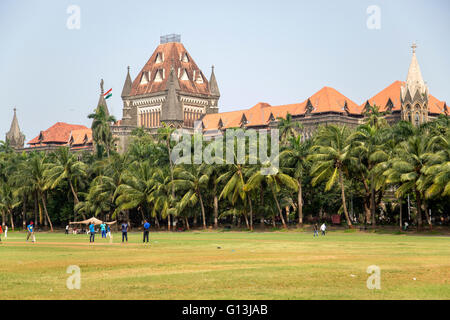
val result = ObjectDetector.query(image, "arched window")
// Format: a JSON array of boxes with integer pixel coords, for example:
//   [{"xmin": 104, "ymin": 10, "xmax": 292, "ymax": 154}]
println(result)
[{"xmin": 415, "ymin": 113, "xmax": 420, "ymax": 127}]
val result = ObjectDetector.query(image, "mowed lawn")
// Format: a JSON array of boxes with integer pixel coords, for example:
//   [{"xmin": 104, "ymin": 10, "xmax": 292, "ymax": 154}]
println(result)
[{"xmin": 0, "ymin": 230, "xmax": 449, "ymax": 300}]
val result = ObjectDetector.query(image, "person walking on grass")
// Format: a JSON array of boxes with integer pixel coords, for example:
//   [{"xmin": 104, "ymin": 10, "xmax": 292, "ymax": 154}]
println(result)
[
  {"xmin": 106, "ymin": 224, "xmax": 112, "ymax": 240},
  {"xmin": 143, "ymin": 220, "xmax": 150, "ymax": 243},
  {"xmin": 0, "ymin": 225, "xmax": 3, "ymax": 242},
  {"xmin": 26, "ymin": 221, "xmax": 36, "ymax": 243},
  {"xmin": 4, "ymin": 225, "xmax": 7, "ymax": 239},
  {"xmin": 100, "ymin": 222, "xmax": 106, "ymax": 238},
  {"xmin": 121, "ymin": 221, "xmax": 129, "ymax": 243},
  {"xmin": 320, "ymin": 222, "xmax": 326, "ymax": 236},
  {"xmin": 89, "ymin": 222, "xmax": 95, "ymax": 243},
  {"xmin": 65, "ymin": 224, "xmax": 69, "ymax": 235},
  {"xmin": 313, "ymin": 223, "xmax": 319, "ymax": 237}
]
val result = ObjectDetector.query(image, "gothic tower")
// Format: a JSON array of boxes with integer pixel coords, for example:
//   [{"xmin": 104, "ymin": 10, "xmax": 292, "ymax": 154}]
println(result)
[
  {"xmin": 118, "ymin": 34, "xmax": 219, "ymax": 130},
  {"xmin": 400, "ymin": 43, "xmax": 429, "ymax": 126},
  {"xmin": 5, "ymin": 108, "xmax": 25, "ymax": 149}
]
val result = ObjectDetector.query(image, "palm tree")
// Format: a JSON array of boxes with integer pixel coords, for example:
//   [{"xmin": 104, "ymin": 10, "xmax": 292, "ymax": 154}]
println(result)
[
  {"xmin": 19, "ymin": 152, "xmax": 54, "ymax": 231},
  {"xmin": 88, "ymin": 105, "xmax": 117, "ymax": 157},
  {"xmin": 148, "ymin": 167, "xmax": 174, "ymax": 228},
  {"xmin": 277, "ymin": 113, "xmax": 302, "ymax": 144},
  {"xmin": 114, "ymin": 161, "xmax": 155, "ymax": 222},
  {"xmin": 170, "ymin": 165, "xmax": 209, "ymax": 229},
  {"xmin": 384, "ymin": 134, "xmax": 445, "ymax": 230},
  {"xmin": 280, "ymin": 136, "xmax": 311, "ymax": 226},
  {"xmin": 0, "ymin": 181, "xmax": 20, "ymax": 229},
  {"xmin": 244, "ymin": 166, "xmax": 298, "ymax": 229},
  {"xmin": 349, "ymin": 123, "xmax": 390, "ymax": 225},
  {"xmin": 308, "ymin": 125, "xmax": 357, "ymax": 228},
  {"xmin": 44, "ymin": 147, "xmax": 88, "ymax": 215}
]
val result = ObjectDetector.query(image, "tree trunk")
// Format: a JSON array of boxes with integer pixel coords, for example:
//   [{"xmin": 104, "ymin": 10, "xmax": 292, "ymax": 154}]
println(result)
[
  {"xmin": 370, "ymin": 188, "xmax": 376, "ymax": 226},
  {"xmin": 260, "ymin": 217, "xmax": 264, "ymax": 228},
  {"xmin": 193, "ymin": 213, "xmax": 197, "ymax": 227},
  {"xmin": 198, "ymin": 191, "xmax": 207, "ymax": 229},
  {"xmin": 1, "ymin": 211, "xmax": 5, "ymax": 228},
  {"xmin": 243, "ymin": 213, "xmax": 249, "ymax": 229},
  {"xmin": 399, "ymin": 197, "xmax": 403, "ymax": 231},
  {"xmin": 167, "ymin": 214, "xmax": 171, "ymax": 231},
  {"xmin": 363, "ymin": 198, "xmax": 371, "ymax": 225},
  {"xmin": 248, "ymin": 197, "xmax": 253, "ymax": 231},
  {"xmin": 41, "ymin": 192, "xmax": 53, "ymax": 232},
  {"xmin": 415, "ymin": 189, "xmax": 422, "ymax": 230},
  {"xmin": 285, "ymin": 206, "xmax": 290, "ymax": 224},
  {"xmin": 34, "ymin": 191, "xmax": 39, "ymax": 226},
  {"xmin": 271, "ymin": 186, "xmax": 287, "ymax": 229},
  {"xmin": 69, "ymin": 180, "xmax": 85, "ymax": 219},
  {"xmin": 154, "ymin": 215, "xmax": 160, "ymax": 229},
  {"xmin": 423, "ymin": 201, "xmax": 432, "ymax": 230},
  {"xmin": 297, "ymin": 179, "xmax": 303, "ymax": 227},
  {"xmin": 338, "ymin": 168, "xmax": 352, "ymax": 228},
  {"xmin": 213, "ymin": 184, "xmax": 219, "ymax": 229},
  {"xmin": 9, "ymin": 210, "xmax": 14, "ymax": 231},
  {"xmin": 22, "ymin": 194, "xmax": 27, "ymax": 230},
  {"xmin": 184, "ymin": 217, "xmax": 190, "ymax": 230}
]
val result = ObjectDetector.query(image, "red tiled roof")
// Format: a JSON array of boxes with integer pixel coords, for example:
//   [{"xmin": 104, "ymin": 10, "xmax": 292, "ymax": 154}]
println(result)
[
  {"xmin": 304, "ymin": 86, "xmax": 362, "ymax": 115},
  {"xmin": 202, "ymin": 86, "xmax": 361, "ymax": 131},
  {"xmin": 428, "ymin": 95, "xmax": 447, "ymax": 114},
  {"xmin": 28, "ymin": 122, "xmax": 89, "ymax": 146},
  {"xmin": 69, "ymin": 128, "xmax": 93, "ymax": 146},
  {"xmin": 364, "ymin": 81, "xmax": 404, "ymax": 112},
  {"xmin": 130, "ymin": 42, "xmax": 211, "ymax": 97}
]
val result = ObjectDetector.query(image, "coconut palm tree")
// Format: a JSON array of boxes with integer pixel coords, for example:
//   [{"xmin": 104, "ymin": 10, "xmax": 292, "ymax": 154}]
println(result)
[
  {"xmin": 280, "ymin": 136, "xmax": 311, "ymax": 226},
  {"xmin": 114, "ymin": 161, "xmax": 155, "ymax": 221},
  {"xmin": 244, "ymin": 165, "xmax": 298, "ymax": 229},
  {"xmin": 384, "ymin": 133, "xmax": 445, "ymax": 230},
  {"xmin": 308, "ymin": 125, "xmax": 357, "ymax": 228},
  {"xmin": 277, "ymin": 113, "xmax": 302, "ymax": 144},
  {"xmin": 19, "ymin": 152, "xmax": 53, "ymax": 231},
  {"xmin": 170, "ymin": 165, "xmax": 210, "ymax": 229},
  {"xmin": 88, "ymin": 105, "xmax": 117, "ymax": 158},
  {"xmin": 44, "ymin": 147, "xmax": 88, "ymax": 211}
]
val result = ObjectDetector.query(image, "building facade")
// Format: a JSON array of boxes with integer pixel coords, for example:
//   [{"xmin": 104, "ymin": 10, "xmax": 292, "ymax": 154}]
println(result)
[{"xmin": 112, "ymin": 34, "xmax": 220, "ymax": 152}]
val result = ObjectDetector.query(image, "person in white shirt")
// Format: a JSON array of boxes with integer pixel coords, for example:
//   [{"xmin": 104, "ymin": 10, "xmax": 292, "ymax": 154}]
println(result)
[
  {"xmin": 4, "ymin": 225, "xmax": 7, "ymax": 239},
  {"xmin": 320, "ymin": 223, "xmax": 326, "ymax": 236}
]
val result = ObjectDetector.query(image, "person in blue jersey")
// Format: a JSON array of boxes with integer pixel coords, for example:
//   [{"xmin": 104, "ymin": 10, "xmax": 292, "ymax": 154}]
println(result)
[
  {"xmin": 89, "ymin": 222, "xmax": 95, "ymax": 243},
  {"xmin": 121, "ymin": 221, "xmax": 129, "ymax": 243},
  {"xmin": 100, "ymin": 222, "xmax": 106, "ymax": 238},
  {"xmin": 26, "ymin": 221, "xmax": 36, "ymax": 242},
  {"xmin": 143, "ymin": 220, "xmax": 150, "ymax": 243}
]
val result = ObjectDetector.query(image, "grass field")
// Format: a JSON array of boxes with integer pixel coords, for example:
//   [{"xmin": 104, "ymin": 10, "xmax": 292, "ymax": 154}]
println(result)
[{"xmin": 0, "ymin": 230, "xmax": 449, "ymax": 300}]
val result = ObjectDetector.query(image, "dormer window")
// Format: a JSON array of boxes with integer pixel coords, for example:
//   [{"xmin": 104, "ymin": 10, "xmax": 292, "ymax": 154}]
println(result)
[
  {"xmin": 194, "ymin": 71, "xmax": 204, "ymax": 84},
  {"xmin": 140, "ymin": 72, "xmax": 149, "ymax": 85},
  {"xmin": 180, "ymin": 69, "xmax": 189, "ymax": 81},
  {"xmin": 386, "ymin": 98, "xmax": 394, "ymax": 112},
  {"xmin": 181, "ymin": 52, "xmax": 189, "ymax": 62},
  {"xmin": 154, "ymin": 69, "xmax": 163, "ymax": 82},
  {"xmin": 155, "ymin": 52, "xmax": 164, "ymax": 63}
]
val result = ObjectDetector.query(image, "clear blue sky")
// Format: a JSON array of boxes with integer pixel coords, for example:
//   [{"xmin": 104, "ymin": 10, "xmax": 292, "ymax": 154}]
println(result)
[{"xmin": 1, "ymin": 0, "xmax": 449, "ymax": 142}]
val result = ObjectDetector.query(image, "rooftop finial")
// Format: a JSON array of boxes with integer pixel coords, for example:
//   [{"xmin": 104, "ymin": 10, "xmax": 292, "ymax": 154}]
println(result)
[
  {"xmin": 100, "ymin": 79, "xmax": 104, "ymax": 95},
  {"xmin": 412, "ymin": 42, "xmax": 417, "ymax": 54},
  {"xmin": 13, "ymin": 107, "xmax": 16, "ymax": 113},
  {"xmin": 127, "ymin": 66, "xmax": 130, "ymax": 72},
  {"xmin": 212, "ymin": 65, "xmax": 215, "ymax": 72}
]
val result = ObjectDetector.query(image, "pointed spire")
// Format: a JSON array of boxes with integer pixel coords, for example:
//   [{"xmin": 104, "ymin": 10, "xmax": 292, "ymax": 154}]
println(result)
[
  {"xmin": 121, "ymin": 66, "xmax": 132, "ymax": 98},
  {"xmin": 6, "ymin": 108, "xmax": 25, "ymax": 149},
  {"xmin": 402, "ymin": 42, "xmax": 428, "ymax": 101},
  {"xmin": 161, "ymin": 67, "xmax": 182, "ymax": 122},
  {"xmin": 96, "ymin": 78, "xmax": 110, "ymax": 116},
  {"xmin": 209, "ymin": 65, "xmax": 220, "ymax": 97}
]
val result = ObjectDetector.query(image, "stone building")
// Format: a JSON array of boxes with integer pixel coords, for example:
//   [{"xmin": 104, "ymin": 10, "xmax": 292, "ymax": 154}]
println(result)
[
  {"xmin": 112, "ymin": 34, "xmax": 220, "ymax": 152},
  {"xmin": 201, "ymin": 43, "xmax": 447, "ymax": 138},
  {"xmin": 5, "ymin": 108, "xmax": 25, "ymax": 149}
]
